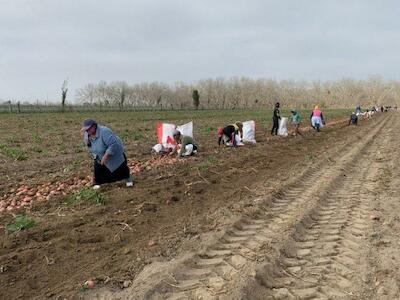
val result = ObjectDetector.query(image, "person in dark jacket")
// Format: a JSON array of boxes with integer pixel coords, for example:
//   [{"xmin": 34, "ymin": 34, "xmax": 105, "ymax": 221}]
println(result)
[
  {"xmin": 271, "ymin": 102, "xmax": 281, "ymax": 135},
  {"xmin": 218, "ymin": 122, "xmax": 243, "ymax": 146},
  {"xmin": 348, "ymin": 112, "xmax": 358, "ymax": 126}
]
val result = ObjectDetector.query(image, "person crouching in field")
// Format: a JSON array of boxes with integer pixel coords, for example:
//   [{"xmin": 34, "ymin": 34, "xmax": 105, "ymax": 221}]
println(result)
[
  {"xmin": 349, "ymin": 112, "xmax": 358, "ymax": 126},
  {"xmin": 218, "ymin": 122, "xmax": 243, "ymax": 147},
  {"xmin": 289, "ymin": 109, "xmax": 302, "ymax": 136},
  {"xmin": 82, "ymin": 119, "xmax": 134, "ymax": 189},
  {"xmin": 271, "ymin": 102, "xmax": 281, "ymax": 135},
  {"xmin": 310, "ymin": 105, "xmax": 325, "ymax": 132},
  {"xmin": 173, "ymin": 130, "xmax": 198, "ymax": 157}
]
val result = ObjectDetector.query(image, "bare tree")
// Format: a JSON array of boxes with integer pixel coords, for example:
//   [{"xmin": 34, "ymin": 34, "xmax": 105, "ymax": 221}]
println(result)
[{"xmin": 61, "ymin": 79, "xmax": 68, "ymax": 112}]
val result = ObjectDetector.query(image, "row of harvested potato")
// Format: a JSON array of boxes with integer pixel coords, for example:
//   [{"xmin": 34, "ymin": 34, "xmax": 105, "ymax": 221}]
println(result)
[{"xmin": 0, "ymin": 156, "xmax": 182, "ymax": 213}]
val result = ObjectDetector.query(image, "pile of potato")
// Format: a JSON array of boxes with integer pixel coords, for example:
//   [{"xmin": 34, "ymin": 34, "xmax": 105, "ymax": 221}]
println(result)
[
  {"xmin": 128, "ymin": 156, "xmax": 180, "ymax": 172},
  {"xmin": 0, "ymin": 157, "xmax": 183, "ymax": 213},
  {"xmin": 0, "ymin": 176, "xmax": 92, "ymax": 213}
]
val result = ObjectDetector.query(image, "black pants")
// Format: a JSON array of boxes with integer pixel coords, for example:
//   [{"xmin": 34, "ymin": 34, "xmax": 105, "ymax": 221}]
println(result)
[
  {"xmin": 93, "ymin": 155, "xmax": 131, "ymax": 185},
  {"xmin": 271, "ymin": 118, "xmax": 279, "ymax": 135},
  {"xmin": 185, "ymin": 144, "xmax": 198, "ymax": 156},
  {"xmin": 349, "ymin": 119, "xmax": 358, "ymax": 125}
]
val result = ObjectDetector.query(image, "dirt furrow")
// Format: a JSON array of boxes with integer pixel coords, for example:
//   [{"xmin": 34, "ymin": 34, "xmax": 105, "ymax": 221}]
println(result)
[
  {"xmin": 98, "ymin": 114, "xmax": 394, "ymax": 299},
  {"xmin": 260, "ymin": 168, "xmax": 373, "ymax": 299},
  {"xmin": 361, "ymin": 123, "xmax": 400, "ymax": 300}
]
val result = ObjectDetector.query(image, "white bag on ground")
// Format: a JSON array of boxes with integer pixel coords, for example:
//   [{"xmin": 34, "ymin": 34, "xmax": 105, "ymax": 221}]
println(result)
[
  {"xmin": 176, "ymin": 121, "xmax": 193, "ymax": 137},
  {"xmin": 152, "ymin": 143, "xmax": 164, "ymax": 153},
  {"xmin": 226, "ymin": 135, "xmax": 244, "ymax": 147},
  {"xmin": 278, "ymin": 117, "xmax": 288, "ymax": 137},
  {"xmin": 242, "ymin": 120, "xmax": 256, "ymax": 143}
]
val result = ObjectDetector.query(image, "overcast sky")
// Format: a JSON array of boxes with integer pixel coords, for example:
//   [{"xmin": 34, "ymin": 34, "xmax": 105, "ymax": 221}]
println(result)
[{"xmin": 0, "ymin": 0, "xmax": 399, "ymax": 102}]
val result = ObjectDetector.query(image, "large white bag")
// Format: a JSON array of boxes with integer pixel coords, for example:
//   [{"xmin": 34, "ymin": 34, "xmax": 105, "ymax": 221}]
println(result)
[
  {"xmin": 176, "ymin": 121, "xmax": 193, "ymax": 138},
  {"xmin": 242, "ymin": 120, "xmax": 256, "ymax": 143},
  {"xmin": 278, "ymin": 117, "xmax": 288, "ymax": 137}
]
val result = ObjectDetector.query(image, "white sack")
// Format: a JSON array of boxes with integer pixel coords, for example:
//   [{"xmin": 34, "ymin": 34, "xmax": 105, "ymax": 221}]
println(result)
[
  {"xmin": 242, "ymin": 120, "xmax": 256, "ymax": 143},
  {"xmin": 176, "ymin": 121, "xmax": 193, "ymax": 137},
  {"xmin": 278, "ymin": 117, "xmax": 288, "ymax": 137},
  {"xmin": 152, "ymin": 144, "xmax": 163, "ymax": 153}
]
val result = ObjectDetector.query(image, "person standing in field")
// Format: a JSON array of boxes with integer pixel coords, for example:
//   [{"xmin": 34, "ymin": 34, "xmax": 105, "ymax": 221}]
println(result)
[
  {"xmin": 172, "ymin": 130, "xmax": 198, "ymax": 157},
  {"xmin": 310, "ymin": 105, "xmax": 325, "ymax": 132},
  {"xmin": 289, "ymin": 109, "xmax": 302, "ymax": 136},
  {"xmin": 271, "ymin": 102, "xmax": 281, "ymax": 135},
  {"xmin": 82, "ymin": 119, "xmax": 134, "ymax": 189},
  {"xmin": 218, "ymin": 121, "xmax": 243, "ymax": 146}
]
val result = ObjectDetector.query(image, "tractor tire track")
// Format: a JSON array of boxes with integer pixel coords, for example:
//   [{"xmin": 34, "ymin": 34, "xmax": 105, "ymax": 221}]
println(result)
[{"xmin": 249, "ymin": 116, "xmax": 396, "ymax": 299}]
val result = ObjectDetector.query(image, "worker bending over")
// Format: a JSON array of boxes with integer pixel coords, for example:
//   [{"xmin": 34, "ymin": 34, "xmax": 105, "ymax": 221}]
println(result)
[
  {"xmin": 173, "ymin": 130, "xmax": 198, "ymax": 157},
  {"xmin": 349, "ymin": 112, "xmax": 358, "ymax": 126},
  {"xmin": 218, "ymin": 121, "xmax": 243, "ymax": 147}
]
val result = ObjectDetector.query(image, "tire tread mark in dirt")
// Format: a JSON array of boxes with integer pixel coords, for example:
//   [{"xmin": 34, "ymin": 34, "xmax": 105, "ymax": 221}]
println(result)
[
  {"xmin": 267, "ymin": 168, "xmax": 371, "ymax": 299},
  {"xmin": 257, "ymin": 118, "xmax": 394, "ymax": 300}
]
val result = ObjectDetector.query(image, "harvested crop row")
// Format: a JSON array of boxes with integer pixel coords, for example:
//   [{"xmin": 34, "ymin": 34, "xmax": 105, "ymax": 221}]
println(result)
[{"xmin": 0, "ymin": 156, "xmax": 189, "ymax": 213}]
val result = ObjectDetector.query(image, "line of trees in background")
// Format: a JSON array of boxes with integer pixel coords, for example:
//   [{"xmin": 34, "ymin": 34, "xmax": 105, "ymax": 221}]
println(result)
[
  {"xmin": 2, "ymin": 76, "xmax": 399, "ymax": 112},
  {"xmin": 75, "ymin": 76, "xmax": 400, "ymax": 110}
]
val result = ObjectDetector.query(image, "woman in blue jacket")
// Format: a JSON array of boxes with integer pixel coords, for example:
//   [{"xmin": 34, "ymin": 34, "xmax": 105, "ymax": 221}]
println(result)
[{"xmin": 82, "ymin": 119, "xmax": 134, "ymax": 189}]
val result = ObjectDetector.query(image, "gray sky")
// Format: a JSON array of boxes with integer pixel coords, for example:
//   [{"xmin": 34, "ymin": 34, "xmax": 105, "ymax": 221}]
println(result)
[{"xmin": 0, "ymin": 0, "xmax": 399, "ymax": 102}]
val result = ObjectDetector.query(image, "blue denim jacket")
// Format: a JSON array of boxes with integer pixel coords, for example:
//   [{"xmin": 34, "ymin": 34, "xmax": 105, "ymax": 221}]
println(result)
[{"xmin": 84, "ymin": 125, "xmax": 125, "ymax": 172}]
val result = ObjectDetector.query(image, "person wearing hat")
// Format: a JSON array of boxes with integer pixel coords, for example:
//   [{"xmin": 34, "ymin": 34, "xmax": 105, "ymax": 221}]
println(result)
[
  {"xmin": 172, "ymin": 130, "xmax": 198, "ymax": 157},
  {"xmin": 271, "ymin": 102, "xmax": 281, "ymax": 135},
  {"xmin": 289, "ymin": 109, "xmax": 302, "ymax": 136},
  {"xmin": 310, "ymin": 105, "xmax": 325, "ymax": 132},
  {"xmin": 82, "ymin": 119, "xmax": 134, "ymax": 189},
  {"xmin": 218, "ymin": 121, "xmax": 243, "ymax": 147}
]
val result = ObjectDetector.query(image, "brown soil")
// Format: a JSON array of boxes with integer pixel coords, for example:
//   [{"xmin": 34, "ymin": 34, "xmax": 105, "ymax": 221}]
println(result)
[{"xmin": 0, "ymin": 113, "xmax": 396, "ymax": 300}]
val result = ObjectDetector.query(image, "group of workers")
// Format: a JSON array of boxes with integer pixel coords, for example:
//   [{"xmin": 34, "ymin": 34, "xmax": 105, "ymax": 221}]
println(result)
[
  {"xmin": 82, "ymin": 102, "xmax": 385, "ymax": 189},
  {"xmin": 270, "ymin": 102, "xmax": 326, "ymax": 136},
  {"xmin": 81, "ymin": 118, "xmax": 198, "ymax": 189}
]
